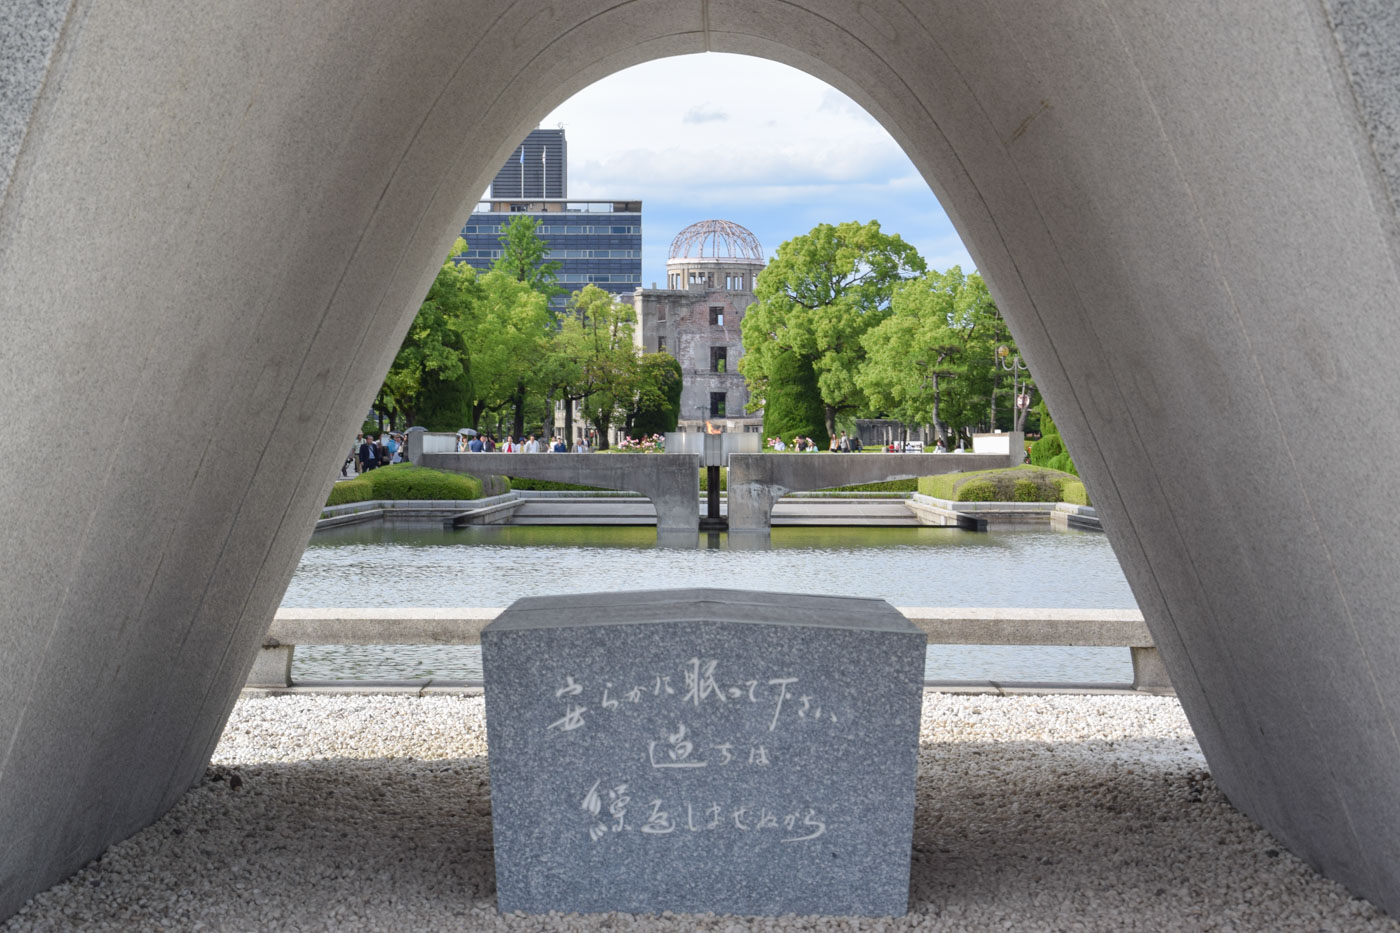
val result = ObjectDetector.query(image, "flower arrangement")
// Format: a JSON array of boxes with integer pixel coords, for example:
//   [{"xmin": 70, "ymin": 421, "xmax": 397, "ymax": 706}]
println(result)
[{"xmin": 617, "ymin": 433, "xmax": 666, "ymax": 452}]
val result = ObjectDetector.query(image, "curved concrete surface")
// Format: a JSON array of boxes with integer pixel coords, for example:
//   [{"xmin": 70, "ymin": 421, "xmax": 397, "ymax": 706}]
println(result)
[{"xmin": 2, "ymin": 0, "xmax": 1399, "ymax": 919}]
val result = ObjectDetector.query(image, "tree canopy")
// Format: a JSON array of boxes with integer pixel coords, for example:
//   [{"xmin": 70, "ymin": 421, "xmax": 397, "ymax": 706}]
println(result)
[
  {"xmin": 492, "ymin": 215, "xmax": 563, "ymax": 300},
  {"xmin": 548, "ymin": 285, "xmax": 639, "ymax": 449},
  {"xmin": 740, "ymin": 220, "xmax": 925, "ymax": 436},
  {"xmin": 379, "ymin": 238, "xmax": 482, "ymax": 428},
  {"xmin": 859, "ymin": 267, "xmax": 1024, "ymax": 447}
]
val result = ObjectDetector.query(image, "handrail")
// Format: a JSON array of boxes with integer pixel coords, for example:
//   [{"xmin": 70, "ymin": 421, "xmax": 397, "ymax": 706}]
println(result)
[
  {"xmin": 266, "ymin": 606, "xmax": 1150, "ymax": 647},
  {"xmin": 252, "ymin": 607, "xmax": 1168, "ymax": 693}
]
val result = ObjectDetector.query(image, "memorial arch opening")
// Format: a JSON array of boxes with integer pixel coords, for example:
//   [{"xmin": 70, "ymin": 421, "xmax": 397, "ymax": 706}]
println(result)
[{"xmin": 3, "ymin": 0, "xmax": 1399, "ymax": 919}]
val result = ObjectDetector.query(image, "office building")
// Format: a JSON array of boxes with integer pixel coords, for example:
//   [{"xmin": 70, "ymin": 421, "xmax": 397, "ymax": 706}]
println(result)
[
  {"xmin": 457, "ymin": 198, "xmax": 642, "ymax": 309},
  {"xmin": 490, "ymin": 127, "xmax": 567, "ymax": 199}
]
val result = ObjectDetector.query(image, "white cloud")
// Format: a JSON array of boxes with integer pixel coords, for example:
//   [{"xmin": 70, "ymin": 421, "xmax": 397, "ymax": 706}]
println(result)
[
  {"xmin": 682, "ymin": 105, "xmax": 728, "ymax": 124},
  {"xmin": 534, "ymin": 52, "xmax": 976, "ymax": 284}
]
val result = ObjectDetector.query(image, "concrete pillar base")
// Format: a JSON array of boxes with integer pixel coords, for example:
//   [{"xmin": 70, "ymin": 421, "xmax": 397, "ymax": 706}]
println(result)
[
  {"xmin": 247, "ymin": 645, "xmax": 294, "ymax": 689},
  {"xmin": 1130, "ymin": 647, "xmax": 1173, "ymax": 695}
]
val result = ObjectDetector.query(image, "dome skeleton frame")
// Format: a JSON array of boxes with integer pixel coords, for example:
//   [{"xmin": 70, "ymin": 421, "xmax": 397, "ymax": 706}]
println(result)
[{"xmin": 668, "ymin": 219, "xmax": 765, "ymax": 261}]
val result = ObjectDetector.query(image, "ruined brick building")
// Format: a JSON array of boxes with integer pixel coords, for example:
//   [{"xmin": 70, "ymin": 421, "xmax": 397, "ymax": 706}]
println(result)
[{"xmin": 632, "ymin": 220, "xmax": 766, "ymax": 433}]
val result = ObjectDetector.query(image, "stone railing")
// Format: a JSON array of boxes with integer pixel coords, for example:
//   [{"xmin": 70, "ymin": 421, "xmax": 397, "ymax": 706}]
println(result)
[{"xmin": 250, "ymin": 607, "xmax": 1168, "ymax": 694}]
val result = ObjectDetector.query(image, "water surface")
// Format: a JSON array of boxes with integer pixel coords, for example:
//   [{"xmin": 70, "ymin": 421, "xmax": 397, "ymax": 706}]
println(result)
[{"xmin": 284, "ymin": 524, "xmax": 1140, "ymax": 683}]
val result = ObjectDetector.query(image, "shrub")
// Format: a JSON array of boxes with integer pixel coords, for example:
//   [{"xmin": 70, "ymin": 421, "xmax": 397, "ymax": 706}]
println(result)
[
  {"xmin": 325, "ymin": 478, "xmax": 373, "ymax": 507},
  {"xmin": 360, "ymin": 420, "xmax": 382, "ymax": 436},
  {"xmin": 956, "ymin": 480, "xmax": 999, "ymax": 502},
  {"xmin": 1060, "ymin": 479, "xmax": 1091, "ymax": 506},
  {"xmin": 362, "ymin": 463, "xmax": 482, "ymax": 500},
  {"xmin": 818, "ymin": 478, "xmax": 918, "ymax": 493},
  {"xmin": 507, "ymin": 477, "xmax": 605, "ymax": 492},
  {"xmin": 698, "ymin": 467, "xmax": 728, "ymax": 492},
  {"xmin": 1012, "ymin": 479, "xmax": 1041, "ymax": 502},
  {"xmin": 1029, "ymin": 433, "xmax": 1063, "ymax": 466},
  {"xmin": 919, "ymin": 466, "xmax": 1079, "ymax": 502},
  {"xmin": 1046, "ymin": 451, "xmax": 1078, "ymax": 476}
]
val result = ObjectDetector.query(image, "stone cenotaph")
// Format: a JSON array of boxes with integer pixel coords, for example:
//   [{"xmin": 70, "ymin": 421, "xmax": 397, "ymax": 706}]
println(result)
[{"xmin": 481, "ymin": 588, "xmax": 925, "ymax": 916}]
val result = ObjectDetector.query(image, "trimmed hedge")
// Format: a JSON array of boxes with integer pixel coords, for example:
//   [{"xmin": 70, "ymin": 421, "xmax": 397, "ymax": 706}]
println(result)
[
  {"xmin": 817, "ymin": 478, "xmax": 918, "ymax": 493},
  {"xmin": 326, "ymin": 478, "xmax": 374, "ymax": 506},
  {"xmin": 698, "ymin": 466, "xmax": 728, "ymax": 492},
  {"xmin": 1029, "ymin": 433, "xmax": 1064, "ymax": 466},
  {"xmin": 507, "ymin": 477, "xmax": 606, "ymax": 492},
  {"xmin": 1045, "ymin": 451, "xmax": 1078, "ymax": 476},
  {"xmin": 356, "ymin": 463, "xmax": 483, "ymax": 500},
  {"xmin": 1059, "ymin": 479, "xmax": 1091, "ymax": 506},
  {"xmin": 917, "ymin": 465, "xmax": 1083, "ymax": 503}
]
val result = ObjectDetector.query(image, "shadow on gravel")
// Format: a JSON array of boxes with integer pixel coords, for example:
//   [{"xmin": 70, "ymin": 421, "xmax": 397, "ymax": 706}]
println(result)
[{"xmin": 5, "ymin": 744, "xmax": 1394, "ymax": 931}]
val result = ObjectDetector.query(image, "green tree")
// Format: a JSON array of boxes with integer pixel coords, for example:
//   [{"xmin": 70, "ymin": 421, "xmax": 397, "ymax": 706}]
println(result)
[
  {"xmin": 549, "ymin": 285, "xmax": 638, "ymax": 449},
  {"xmin": 455, "ymin": 270, "xmax": 551, "ymax": 430},
  {"xmin": 627, "ymin": 353, "xmax": 683, "ymax": 438},
  {"xmin": 381, "ymin": 239, "xmax": 482, "ymax": 428},
  {"xmin": 858, "ymin": 267, "xmax": 1006, "ymax": 449},
  {"xmin": 760, "ymin": 350, "xmax": 829, "ymax": 449},
  {"xmin": 489, "ymin": 215, "xmax": 563, "ymax": 436},
  {"xmin": 740, "ymin": 220, "xmax": 925, "ymax": 437},
  {"xmin": 492, "ymin": 215, "xmax": 563, "ymax": 301}
]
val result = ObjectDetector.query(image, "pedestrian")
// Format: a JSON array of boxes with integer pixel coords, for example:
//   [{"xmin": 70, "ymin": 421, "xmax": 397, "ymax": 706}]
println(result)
[
  {"xmin": 828, "ymin": 434, "xmax": 839, "ymax": 453},
  {"xmin": 838, "ymin": 431, "xmax": 850, "ymax": 452},
  {"xmin": 524, "ymin": 434, "xmax": 541, "ymax": 453},
  {"xmin": 357, "ymin": 434, "xmax": 378, "ymax": 473},
  {"xmin": 483, "ymin": 435, "xmax": 496, "ymax": 452},
  {"xmin": 467, "ymin": 434, "xmax": 484, "ymax": 453},
  {"xmin": 552, "ymin": 436, "xmax": 567, "ymax": 453}
]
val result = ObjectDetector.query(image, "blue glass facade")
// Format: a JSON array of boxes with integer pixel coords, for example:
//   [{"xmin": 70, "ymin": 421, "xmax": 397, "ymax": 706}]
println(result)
[{"xmin": 457, "ymin": 200, "xmax": 642, "ymax": 309}]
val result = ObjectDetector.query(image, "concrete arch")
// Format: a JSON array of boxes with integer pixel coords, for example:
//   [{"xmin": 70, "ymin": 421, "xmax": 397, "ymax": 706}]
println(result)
[{"xmin": 3, "ymin": 0, "xmax": 1399, "ymax": 918}]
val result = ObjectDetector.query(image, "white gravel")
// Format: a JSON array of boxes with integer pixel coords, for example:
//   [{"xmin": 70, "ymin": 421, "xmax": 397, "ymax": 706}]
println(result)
[{"xmin": 4, "ymin": 694, "xmax": 1395, "ymax": 932}]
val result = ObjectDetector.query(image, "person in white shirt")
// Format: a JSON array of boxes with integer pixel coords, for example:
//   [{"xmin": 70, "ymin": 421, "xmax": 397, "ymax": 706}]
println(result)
[{"xmin": 523, "ymin": 435, "xmax": 541, "ymax": 453}]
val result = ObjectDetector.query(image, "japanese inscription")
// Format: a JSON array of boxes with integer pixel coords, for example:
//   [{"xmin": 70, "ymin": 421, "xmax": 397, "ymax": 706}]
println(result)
[
  {"xmin": 481, "ymin": 589, "xmax": 925, "ymax": 917},
  {"xmin": 543, "ymin": 657, "xmax": 846, "ymax": 845}
]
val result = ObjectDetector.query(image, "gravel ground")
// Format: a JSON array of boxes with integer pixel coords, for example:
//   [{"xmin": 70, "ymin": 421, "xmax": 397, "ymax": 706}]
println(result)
[{"xmin": 4, "ymin": 694, "xmax": 1395, "ymax": 932}]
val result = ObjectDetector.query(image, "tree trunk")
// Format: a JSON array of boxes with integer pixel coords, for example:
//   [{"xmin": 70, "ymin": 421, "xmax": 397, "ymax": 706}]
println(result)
[
  {"xmin": 824, "ymin": 404, "xmax": 837, "ymax": 439},
  {"xmin": 471, "ymin": 401, "xmax": 486, "ymax": 431},
  {"xmin": 930, "ymin": 375, "xmax": 950, "ymax": 448},
  {"xmin": 990, "ymin": 370, "xmax": 998, "ymax": 434},
  {"xmin": 511, "ymin": 381, "xmax": 526, "ymax": 440}
]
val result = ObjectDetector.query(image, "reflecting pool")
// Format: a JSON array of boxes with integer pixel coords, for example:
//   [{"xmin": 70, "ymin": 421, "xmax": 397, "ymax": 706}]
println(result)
[{"xmin": 284, "ymin": 523, "xmax": 1140, "ymax": 684}]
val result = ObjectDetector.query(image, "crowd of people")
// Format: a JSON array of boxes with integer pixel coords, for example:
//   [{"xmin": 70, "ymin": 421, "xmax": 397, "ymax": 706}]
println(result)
[
  {"xmin": 345, "ymin": 432, "xmax": 409, "ymax": 476},
  {"xmin": 456, "ymin": 433, "xmax": 590, "ymax": 454}
]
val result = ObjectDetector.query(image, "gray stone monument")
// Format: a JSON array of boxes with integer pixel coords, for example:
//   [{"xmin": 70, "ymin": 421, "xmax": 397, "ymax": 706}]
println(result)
[{"xmin": 481, "ymin": 588, "xmax": 925, "ymax": 917}]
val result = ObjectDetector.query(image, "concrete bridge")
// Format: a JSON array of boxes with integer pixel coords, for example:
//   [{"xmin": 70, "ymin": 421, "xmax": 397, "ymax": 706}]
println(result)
[
  {"xmin": 727, "ymin": 450, "xmax": 1021, "ymax": 533},
  {"xmin": 6, "ymin": 0, "xmax": 1400, "ymax": 920},
  {"xmin": 418, "ymin": 451, "xmax": 702, "ymax": 534},
  {"xmin": 412, "ymin": 430, "xmax": 1021, "ymax": 533}
]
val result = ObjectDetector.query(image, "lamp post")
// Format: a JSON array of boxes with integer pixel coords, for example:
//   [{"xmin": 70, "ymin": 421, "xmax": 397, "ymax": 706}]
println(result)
[{"xmin": 997, "ymin": 344, "xmax": 1033, "ymax": 433}]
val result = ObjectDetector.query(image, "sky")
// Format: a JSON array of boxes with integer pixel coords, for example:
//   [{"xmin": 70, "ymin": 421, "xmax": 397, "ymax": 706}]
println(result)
[{"xmin": 536, "ymin": 53, "xmax": 974, "ymax": 287}]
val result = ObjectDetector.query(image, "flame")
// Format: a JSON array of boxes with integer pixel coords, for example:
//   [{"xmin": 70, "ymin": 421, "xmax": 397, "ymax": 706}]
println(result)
[{"xmin": 705, "ymin": 420, "xmax": 722, "ymax": 435}]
